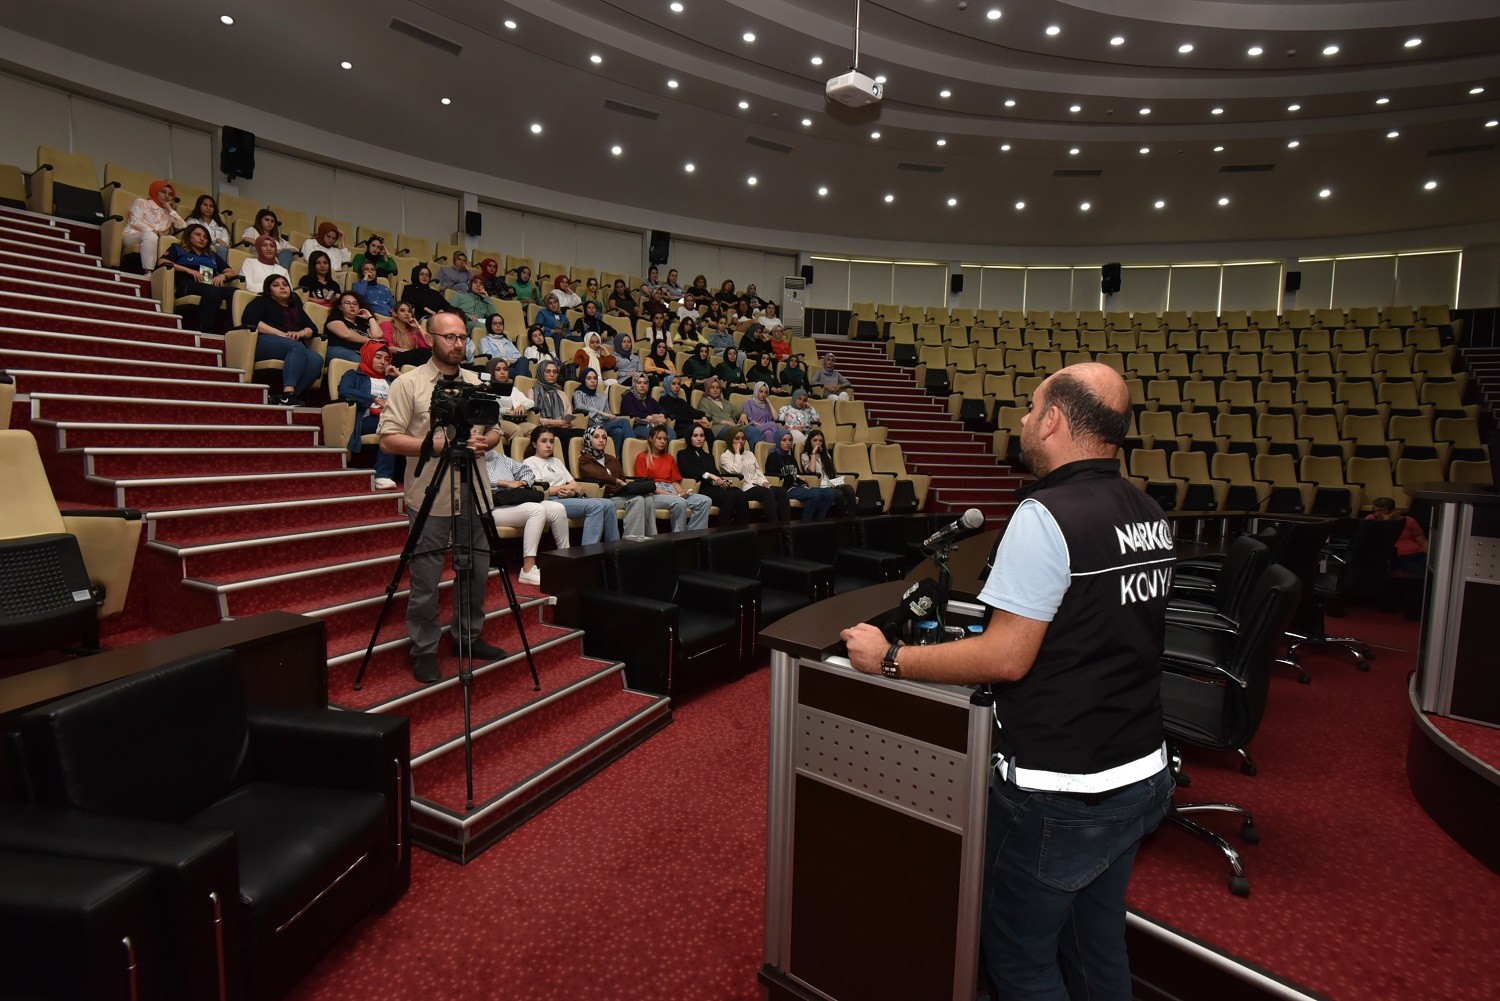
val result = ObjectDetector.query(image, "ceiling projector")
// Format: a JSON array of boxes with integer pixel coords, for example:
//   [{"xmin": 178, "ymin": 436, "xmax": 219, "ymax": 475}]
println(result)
[{"xmin": 825, "ymin": 70, "xmax": 883, "ymax": 107}]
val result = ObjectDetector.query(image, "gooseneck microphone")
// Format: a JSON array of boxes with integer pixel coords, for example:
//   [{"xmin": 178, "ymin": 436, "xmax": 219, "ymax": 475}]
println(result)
[{"xmin": 921, "ymin": 508, "xmax": 985, "ymax": 551}]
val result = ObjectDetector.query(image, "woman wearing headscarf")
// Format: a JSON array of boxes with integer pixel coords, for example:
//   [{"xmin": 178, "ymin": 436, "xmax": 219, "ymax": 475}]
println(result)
[
  {"xmin": 161, "ymin": 222, "xmax": 236, "ymax": 332},
  {"xmin": 351, "ymin": 235, "xmax": 398, "ymax": 277},
  {"xmin": 644, "ymin": 339, "xmax": 677, "ymax": 382},
  {"xmin": 778, "ymin": 353, "xmax": 810, "ymax": 394},
  {"xmin": 813, "ymin": 352, "xmax": 853, "ymax": 401},
  {"xmin": 577, "ymin": 425, "xmax": 654, "ymax": 539},
  {"xmin": 183, "ymin": 194, "xmax": 231, "ymax": 255},
  {"xmin": 240, "ymin": 274, "xmax": 321, "ymax": 406},
  {"xmin": 511, "ymin": 265, "xmax": 542, "ymax": 307},
  {"xmin": 580, "ymin": 277, "xmax": 606, "ymax": 315},
  {"xmin": 450, "ymin": 274, "xmax": 499, "ymax": 334},
  {"xmin": 400, "ymin": 264, "xmax": 454, "ymax": 321},
  {"xmin": 612, "ymin": 331, "xmax": 643, "ymax": 382},
  {"xmin": 299, "ymin": 221, "xmax": 351, "ymax": 273},
  {"xmin": 572, "ymin": 331, "xmax": 617, "ymax": 384},
  {"xmin": 801, "ymin": 429, "xmax": 856, "ymax": 515},
  {"xmin": 676, "ymin": 424, "xmax": 750, "ymax": 527},
  {"xmin": 714, "ymin": 345, "xmax": 751, "ymax": 395},
  {"xmin": 739, "ymin": 317, "xmax": 774, "ymax": 356},
  {"xmin": 478, "ymin": 257, "xmax": 515, "ymax": 299},
  {"xmin": 658, "ymin": 375, "xmax": 713, "ymax": 440},
  {"xmin": 745, "ymin": 284, "xmax": 767, "ymax": 311},
  {"xmin": 719, "ymin": 428, "xmax": 792, "ymax": 522},
  {"xmin": 744, "ymin": 350, "xmax": 778, "ymax": 388},
  {"xmin": 240, "ymin": 234, "xmax": 289, "ymax": 293},
  {"xmin": 572, "ymin": 299, "xmax": 608, "ymax": 340},
  {"xmin": 620, "ymin": 371, "xmax": 673, "ymax": 442},
  {"xmin": 351, "ymin": 260, "xmax": 397, "ymax": 315},
  {"xmin": 483, "ymin": 447, "xmax": 569, "ymax": 588},
  {"xmin": 436, "ymin": 252, "xmax": 474, "ymax": 292},
  {"xmin": 337, "ymin": 341, "xmax": 400, "ymax": 489},
  {"xmin": 573, "ymin": 367, "xmax": 633, "ymax": 454},
  {"xmin": 380, "ymin": 301, "xmax": 433, "ymax": 368},
  {"xmin": 680, "ymin": 342, "xmax": 715, "ymax": 386},
  {"xmin": 524, "ymin": 429, "xmax": 621, "ymax": 545},
  {"xmin": 740, "ymin": 381, "xmax": 781, "ymax": 444},
  {"xmin": 532, "ymin": 359, "xmax": 584, "ymax": 448},
  {"xmin": 769, "ymin": 324, "xmax": 793, "ymax": 363},
  {"xmin": 766, "ymin": 430, "xmax": 837, "ymax": 520},
  {"xmin": 325, "ymin": 290, "xmax": 380, "ymax": 364},
  {"xmin": 552, "ymin": 274, "xmax": 582, "ymax": 310},
  {"xmin": 536, "ymin": 292, "xmax": 570, "ymax": 345},
  {"xmin": 238, "ymin": 209, "xmax": 295, "ymax": 266},
  {"xmin": 635, "ymin": 426, "xmax": 712, "ymax": 532},
  {"xmin": 698, "ymin": 376, "xmax": 744, "ymax": 443},
  {"xmin": 477, "ymin": 314, "xmax": 520, "ymax": 367},
  {"xmin": 777, "ymin": 388, "xmax": 821, "ymax": 446},
  {"xmin": 297, "ymin": 250, "xmax": 341, "ymax": 305}
]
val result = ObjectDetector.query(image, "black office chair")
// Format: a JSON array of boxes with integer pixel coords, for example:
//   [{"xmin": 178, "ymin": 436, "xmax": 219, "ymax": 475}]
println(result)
[
  {"xmin": 1287, "ymin": 517, "xmax": 1405, "ymax": 668},
  {"xmin": 698, "ymin": 529, "xmax": 833, "ymax": 626},
  {"xmin": 1161, "ymin": 564, "xmax": 1302, "ymax": 898},
  {"xmin": 781, "ymin": 521, "xmax": 905, "ymax": 594},
  {"xmin": 853, "ymin": 515, "xmax": 928, "ymax": 573},
  {"xmin": 1165, "ymin": 534, "xmax": 1270, "ymax": 632}
]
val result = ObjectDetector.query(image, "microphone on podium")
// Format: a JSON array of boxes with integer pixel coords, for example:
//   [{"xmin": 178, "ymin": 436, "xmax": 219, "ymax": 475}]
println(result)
[
  {"xmin": 921, "ymin": 508, "xmax": 985, "ymax": 552},
  {"xmin": 882, "ymin": 578, "xmax": 941, "ymax": 642}
]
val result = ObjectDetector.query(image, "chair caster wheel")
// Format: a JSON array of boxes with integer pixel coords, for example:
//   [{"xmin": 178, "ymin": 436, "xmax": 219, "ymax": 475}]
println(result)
[
  {"xmin": 1356, "ymin": 661, "xmax": 1371, "ymax": 672},
  {"xmin": 1241, "ymin": 821, "xmax": 1260, "ymax": 845},
  {"xmin": 1240, "ymin": 761, "xmax": 1258, "ymax": 777},
  {"xmin": 1297, "ymin": 673, "xmax": 1311, "ymax": 685},
  {"xmin": 1229, "ymin": 875, "xmax": 1251, "ymax": 897},
  {"xmin": 1176, "ymin": 773, "xmax": 1191, "ymax": 788}
]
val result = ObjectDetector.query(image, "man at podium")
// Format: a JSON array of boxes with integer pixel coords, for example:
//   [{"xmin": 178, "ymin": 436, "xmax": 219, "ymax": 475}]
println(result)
[{"xmin": 843, "ymin": 362, "xmax": 1175, "ymax": 1000}]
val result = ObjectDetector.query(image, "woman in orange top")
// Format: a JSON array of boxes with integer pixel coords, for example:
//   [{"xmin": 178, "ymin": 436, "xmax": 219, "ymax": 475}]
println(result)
[{"xmin": 633, "ymin": 426, "xmax": 711, "ymax": 531}]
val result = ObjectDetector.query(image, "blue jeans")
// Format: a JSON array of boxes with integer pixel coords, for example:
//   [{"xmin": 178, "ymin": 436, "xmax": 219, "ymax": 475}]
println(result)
[
  {"xmin": 629, "ymin": 423, "xmax": 675, "ymax": 443},
  {"xmin": 594, "ymin": 417, "xmax": 633, "ymax": 455},
  {"xmin": 982, "ymin": 766, "xmax": 1173, "ymax": 1001},
  {"xmin": 326, "ymin": 343, "xmax": 363, "ymax": 366},
  {"xmin": 255, "ymin": 334, "xmax": 321, "ymax": 394},
  {"xmin": 357, "ymin": 414, "xmax": 396, "ymax": 479},
  {"xmin": 787, "ymin": 484, "xmax": 837, "ymax": 520},
  {"xmin": 556, "ymin": 495, "xmax": 619, "ymax": 545}
]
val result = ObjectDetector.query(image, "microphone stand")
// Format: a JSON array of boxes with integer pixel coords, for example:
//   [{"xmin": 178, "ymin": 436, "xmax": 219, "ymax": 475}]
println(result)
[{"xmin": 926, "ymin": 541, "xmax": 957, "ymax": 635}]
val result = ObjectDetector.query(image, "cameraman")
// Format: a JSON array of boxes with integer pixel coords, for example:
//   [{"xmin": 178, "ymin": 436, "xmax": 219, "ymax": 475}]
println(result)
[{"xmin": 379, "ymin": 312, "xmax": 509, "ymax": 684}]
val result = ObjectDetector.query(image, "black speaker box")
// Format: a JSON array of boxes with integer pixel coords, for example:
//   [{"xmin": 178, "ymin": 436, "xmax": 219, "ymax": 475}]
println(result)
[
  {"xmin": 220, "ymin": 127, "xmax": 256, "ymax": 181},
  {"xmin": 464, "ymin": 211, "xmax": 483, "ymax": 237},
  {"xmin": 648, "ymin": 230, "xmax": 671, "ymax": 266},
  {"xmin": 950, "ymin": 274, "xmax": 964, "ymax": 295},
  {"xmin": 1285, "ymin": 270, "xmax": 1302, "ymax": 293},
  {"xmin": 1101, "ymin": 262, "xmax": 1122, "ymax": 295},
  {"xmin": 800, "ymin": 264, "xmax": 814, "ymax": 284}
]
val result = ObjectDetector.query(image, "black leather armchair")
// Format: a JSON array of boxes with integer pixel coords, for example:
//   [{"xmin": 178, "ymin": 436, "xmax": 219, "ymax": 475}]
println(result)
[
  {"xmin": 1288, "ymin": 517, "xmax": 1404, "ymax": 668},
  {"xmin": 698, "ymin": 529, "xmax": 833, "ymax": 626},
  {"xmin": 6, "ymin": 649, "xmax": 411, "ymax": 1001},
  {"xmin": 781, "ymin": 521, "xmax": 905, "ymax": 594},
  {"xmin": 1160, "ymin": 564, "xmax": 1301, "ymax": 897},
  {"xmin": 1165, "ymin": 535, "xmax": 1270, "ymax": 633},
  {"xmin": 583, "ymin": 538, "xmax": 760, "ymax": 697},
  {"xmin": 853, "ymin": 515, "xmax": 928, "ymax": 573}
]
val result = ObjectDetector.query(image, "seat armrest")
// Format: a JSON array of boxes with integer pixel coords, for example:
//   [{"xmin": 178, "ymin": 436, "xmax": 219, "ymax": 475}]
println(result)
[
  {"xmin": 582, "ymin": 591, "xmax": 678, "ymax": 694},
  {"xmin": 834, "ymin": 547, "xmax": 904, "ymax": 581},
  {"xmin": 1164, "ymin": 608, "xmax": 1237, "ymax": 632},
  {"xmin": 1173, "ymin": 555, "xmax": 1226, "ymax": 577},
  {"xmin": 678, "ymin": 570, "xmax": 760, "ymax": 615},
  {"xmin": 1160, "ymin": 656, "xmax": 1248, "ymax": 688},
  {"xmin": 246, "ymin": 708, "xmax": 409, "ymax": 797},
  {"xmin": 59, "ymin": 510, "xmax": 145, "ymax": 619},
  {"xmin": 759, "ymin": 556, "xmax": 835, "ymax": 600}
]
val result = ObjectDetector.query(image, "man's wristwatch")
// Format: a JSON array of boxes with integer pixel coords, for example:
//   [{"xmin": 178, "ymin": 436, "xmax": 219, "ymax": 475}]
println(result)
[{"xmin": 880, "ymin": 640, "xmax": 903, "ymax": 679}]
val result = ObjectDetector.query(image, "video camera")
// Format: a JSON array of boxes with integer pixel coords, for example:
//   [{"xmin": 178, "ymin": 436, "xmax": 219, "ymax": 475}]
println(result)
[{"xmin": 430, "ymin": 375, "xmax": 501, "ymax": 434}]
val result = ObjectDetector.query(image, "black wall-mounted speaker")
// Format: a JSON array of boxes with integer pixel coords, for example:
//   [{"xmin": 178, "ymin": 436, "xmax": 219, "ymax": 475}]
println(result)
[
  {"xmin": 950, "ymin": 274, "xmax": 964, "ymax": 294},
  {"xmin": 648, "ymin": 230, "xmax": 672, "ymax": 266},
  {"xmin": 1285, "ymin": 270, "xmax": 1302, "ymax": 293},
  {"xmin": 800, "ymin": 264, "xmax": 814, "ymax": 284},
  {"xmin": 220, "ymin": 127, "xmax": 256, "ymax": 181},
  {"xmin": 1101, "ymin": 262, "xmax": 1122, "ymax": 295},
  {"xmin": 464, "ymin": 211, "xmax": 482, "ymax": 237}
]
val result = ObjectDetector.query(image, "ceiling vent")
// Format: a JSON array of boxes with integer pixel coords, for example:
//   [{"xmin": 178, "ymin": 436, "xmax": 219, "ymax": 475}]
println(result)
[
  {"xmin": 746, "ymin": 136, "xmax": 793, "ymax": 154},
  {"xmin": 1052, "ymin": 168, "xmax": 1103, "ymax": 177},
  {"xmin": 1426, "ymin": 143, "xmax": 1493, "ymax": 157},
  {"xmin": 603, "ymin": 99, "xmax": 660, "ymax": 121},
  {"xmin": 1219, "ymin": 164, "xmax": 1275, "ymax": 173},
  {"xmin": 388, "ymin": 18, "xmax": 462, "ymax": 56},
  {"xmin": 897, "ymin": 162, "xmax": 946, "ymax": 173}
]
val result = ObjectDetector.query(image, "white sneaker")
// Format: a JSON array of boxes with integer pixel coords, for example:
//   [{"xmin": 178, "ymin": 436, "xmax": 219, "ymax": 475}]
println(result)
[
  {"xmin": 373, "ymin": 477, "xmax": 398, "ymax": 490},
  {"xmin": 518, "ymin": 566, "xmax": 541, "ymax": 586}
]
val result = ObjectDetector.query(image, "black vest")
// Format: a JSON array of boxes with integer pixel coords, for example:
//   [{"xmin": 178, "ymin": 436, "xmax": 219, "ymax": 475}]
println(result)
[{"xmin": 991, "ymin": 459, "xmax": 1172, "ymax": 774}]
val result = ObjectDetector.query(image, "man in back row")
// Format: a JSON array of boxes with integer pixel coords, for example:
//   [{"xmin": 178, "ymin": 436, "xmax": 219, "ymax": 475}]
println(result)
[{"xmin": 843, "ymin": 362, "xmax": 1175, "ymax": 1000}]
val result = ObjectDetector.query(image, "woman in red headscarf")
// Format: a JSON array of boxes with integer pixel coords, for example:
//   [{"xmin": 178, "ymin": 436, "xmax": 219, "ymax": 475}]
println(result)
[
  {"xmin": 478, "ymin": 257, "xmax": 515, "ymax": 299},
  {"xmin": 121, "ymin": 180, "xmax": 186, "ymax": 272},
  {"xmin": 337, "ymin": 341, "xmax": 400, "ymax": 489}
]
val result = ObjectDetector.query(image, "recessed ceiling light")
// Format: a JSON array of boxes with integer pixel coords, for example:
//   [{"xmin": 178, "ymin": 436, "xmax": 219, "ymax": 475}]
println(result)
[
  {"xmin": 817, "ymin": 186, "xmax": 828, "ymax": 196},
  {"xmin": 1000, "ymin": 143, "xmax": 1012, "ymax": 151},
  {"xmin": 1287, "ymin": 139, "xmax": 1300, "ymax": 148},
  {"xmin": 801, "ymin": 118, "xmax": 812, "ymax": 127},
  {"xmin": 875, "ymin": 75, "xmax": 887, "ymax": 84},
  {"xmin": 1110, "ymin": 36, "xmax": 1125, "ymax": 47},
  {"xmin": 1069, "ymin": 104, "xmax": 1082, "ymax": 113},
  {"xmin": 1139, "ymin": 107, "xmax": 1151, "ymax": 115},
  {"xmin": 1069, "ymin": 147, "xmax": 1080, "ymax": 155},
  {"xmin": 1211, "ymin": 107, "xmax": 1224, "ymax": 115},
  {"xmin": 1424, "ymin": 179, "xmax": 1437, "ymax": 190},
  {"xmin": 810, "ymin": 56, "xmax": 823, "ymax": 66},
  {"xmin": 590, "ymin": 54, "xmax": 603, "ymax": 64},
  {"xmin": 939, "ymin": 89, "xmax": 951, "ymax": 99},
  {"xmin": 1486, "ymin": 120, "xmax": 1499, "ymax": 128},
  {"xmin": 986, "ymin": 9, "xmax": 1001, "ymax": 21},
  {"xmin": 1218, "ymin": 197, "xmax": 1230, "ymax": 206},
  {"xmin": 1014, "ymin": 201, "xmax": 1025, "ymax": 210},
  {"xmin": 1154, "ymin": 200, "xmax": 1165, "ymax": 209},
  {"xmin": 441, "ymin": 97, "xmax": 452, "ymax": 106},
  {"xmin": 610, "ymin": 145, "xmax": 622, "ymax": 156},
  {"xmin": 947, "ymin": 197, "xmax": 958, "ymax": 207},
  {"xmin": 1288, "ymin": 103, "xmax": 1302, "ymax": 112},
  {"xmin": 870, "ymin": 131, "xmax": 881, "ymax": 139},
  {"xmin": 1079, "ymin": 202, "xmax": 1091, "ymax": 211},
  {"xmin": 219, "ymin": 14, "xmax": 233, "ymax": 25},
  {"xmin": 684, "ymin": 162, "xmax": 695, "ymax": 172},
  {"xmin": 1247, "ymin": 46, "xmax": 1263, "ymax": 57},
  {"xmin": 742, "ymin": 32, "xmax": 755, "ymax": 42},
  {"xmin": 1139, "ymin": 147, "xmax": 1150, "ymax": 154},
  {"xmin": 504, "ymin": 19, "xmax": 517, "ymax": 29},
  {"xmin": 340, "ymin": 61, "xmax": 352, "ymax": 70},
  {"xmin": 667, "ymin": 79, "xmax": 679, "ymax": 88},
  {"xmin": 1046, "ymin": 25, "xmax": 1061, "ymax": 37},
  {"xmin": 1405, "ymin": 38, "xmax": 1421, "ymax": 48},
  {"xmin": 1387, "ymin": 130, "xmax": 1400, "ymax": 139},
  {"xmin": 884, "ymin": 194, "xmax": 895, "ymax": 203},
  {"xmin": 1213, "ymin": 145, "xmax": 1225, "ymax": 152},
  {"xmin": 935, "ymin": 138, "xmax": 947, "ymax": 146},
  {"xmin": 530, "ymin": 122, "xmax": 542, "ymax": 133},
  {"xmin": 1178, "ymin": 43, "xmax": 1194, "ymax": 54},
  {"xmin": 1004, "ymin": 99, "xmax": 1016, "ymax": 108},
  {"xmin": 1319, "ymin": 188, "xmax": 1332, "ymax": 198},
  {"xmin": 1375, "ymin": 97, "xmax": 1390, "ymax": 105},
  {"xmin": 747, "ymin": 176, "xmax": 757, "ymax": 186},
  {"xmin": 670, "ymin": 2, "xmax": 684, "ymax": 11},
  {"xmin": 1470, "ymin": 86, "xmax": 1486, "ymax": 95},
  {"xmin": 1322, "ymin": 45, "xmax": 1340, "ymax": 56},
  {"xmin": 738, "ymin": 100, "xmax": 750, "ymax": 109}
]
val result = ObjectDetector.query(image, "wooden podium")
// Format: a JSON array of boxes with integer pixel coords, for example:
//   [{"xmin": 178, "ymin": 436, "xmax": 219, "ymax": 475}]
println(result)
[{"xmin": 758, "ymin": 580, "xmax": 995, "ymax": 1001}]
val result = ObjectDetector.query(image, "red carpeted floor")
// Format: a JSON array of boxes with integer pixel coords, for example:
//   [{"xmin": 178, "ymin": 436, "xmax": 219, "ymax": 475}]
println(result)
[{"xmin": 286, "ymin": 606, "xmax": 1499, "ymax": 1001}]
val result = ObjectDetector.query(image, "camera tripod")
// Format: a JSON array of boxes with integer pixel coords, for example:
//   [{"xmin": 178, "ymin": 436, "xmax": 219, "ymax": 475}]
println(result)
[{"xmin": 354, "ymin": 423, "xmax": 540, "ymax": 811}]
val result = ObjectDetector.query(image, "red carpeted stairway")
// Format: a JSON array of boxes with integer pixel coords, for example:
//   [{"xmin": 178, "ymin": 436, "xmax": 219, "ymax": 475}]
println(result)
[
  {"xmin": 1, "ymin": 204, "xmax": 667, "ymax": 863},
  {"xmin": 813, "ymin": 335, "xmax": 1026, "ymax": 521}
]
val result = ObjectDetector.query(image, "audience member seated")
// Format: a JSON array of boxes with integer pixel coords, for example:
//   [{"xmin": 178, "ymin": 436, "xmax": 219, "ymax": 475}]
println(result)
[
  {"xmin": 707, "ymin": 315, "xmax": 735, "ymax": 352},
  {"xmin": 580, "ymin": 276, "xmax": 606, "ymax": 315},
  {"xmin": 741, "ymin": 380, "xmax": 782, "ymax": 443},
  {"xmin": 400, "ymin": 264, "xmax": 453, "ymax": 321},
  {"xmin": 121, "ymin": 179, "xmax": 185, "ymax": 270},
  {"xmin": 715, "ymin": 346, "xmax": 751, "ymax": 394},
  {"xmin": 621, "ymin": 372, "xmax": 673, "ymax": 441},
  {"xmin": 642, "ymin": 287, "xmax": 671, "ymax": 322},
  {"xmin": 813, "ymin": 352, "xmax": 853, "ymax": 400},
  {"xmin": 574, "ymin": 367, "xmax": 632, "ymax": 452},
  {"xmin": 678, "ymin": 292, "xmax": 704, "ymax": 323},
  {"xmin": 326, "ymin": 290, "xmax": 382, "ymax": 364},
  {"xmin": 714, "ymin": 279, "xmax": 739, "ymax": 305},
  {"xmin": 339, "ymin": 341, "xmax": 400, "ymax": 489},
  {"xmin": 536, "ymin": 292, "xmax": 571, "ymax": 343},
  {"xmin": 578, "ymin": 425, "xmax": 655, "ymax": 538},
  {"xmin": 642, "ymin": 310, "xmax": 673, "ymax": 347},
  {"xmin": 161, "ymin": 222, "xmax": 237, "ymax": 332},
  {"xmin": 451, "ymin": 274, "xmax": 499, "ymax": 334},
  {"xmin": 381, "ymin": 300, "xmax": 433, "ymax": 367},
  {"xmin": 663, "ymin": 268, "xmax": 684, "ymax": 297},
  {"xmin": 801, "ymin": 430, "xmax": 856, "ymax": 514},
  {"xmin": 511, "ymin": 264, "xmax": 541, "ymax": 306},
  {"xmin": 677, "ymin": 424, "xmax": 751, "ymax": 527},
  {"xmin": 351, "ymin": 235, "xmax": 397, "ymax": 278},
  {"xmin": 636, "ymin": 426, "xmax": 712, "ymax": 531},
  {"xmin": 732, "ymin": 300, "xmax": 758, "ymax": 335},
  {"xmin": 523, "ymin": 324, "xmax": 559, "ymax": 374},
  {"xmin": 778, "ymin": 388, "xmax": 820, "ymax": 446},
  {"xmin": 640, "ymin": 264, "xmax": 663, "ymax": 294},
  {"xmin": 476, "ymin": 314, "xmax": 520, "ymax": 368},
  {"xmin": 607, "ymin": 278, "xmax": 638, "ymax": 318},
  {"xmin": 698, "ymin": 376, "xmax": 742, "ymax": 442},
  {"xmin": 484, "ymin": 447, "xmax": 568, "ymax": 587},
  {"xmin": 183, "ymin": 193, "xmax": 230, "ymax": 254},
  {"xmin": 240, "ymin": 234, "xmax": 291, "ymax": 298},
  {"xmin": 1368, "ymin": 497, "xmax": 1429, "ymax": 575},
  {"xmin": 779, "ymin": 353, "xmax": 810, "ymax": 394},
  {"xmin": 572, "ymin": 299, "xmax": 609, "ymax": 340},
  {"xmin": 300, "ymin": 221, "xmax": 351, "ymax": 272},
  {"xmin": 351, "ymin": 260, "xmax": 397, "ymax": 315},
  {"xmin": 238, "ymin": 208, "xmax": 295, "ymax": 266},
  {"xmin": 531, "ymin": 359, "xmax": 584, "ymax": 450},
  {"xmin": 478, "ymin": 257, "xmax": 515, "ymax": 299},
  {"xmin": 642, "ymin": 339, "xmax": 676, "ymax": 382},
  {"xmin": 703, "ymin": 299, "xmax": 728, "ymax": 329},
  {"xmin": 769, "ymin": 325, "xmax": 792, "ymax": 363},
  {"xmin": 486, "ymin": 358, "xmax": 539, "ymax": 441},
  {"xmin": 435, "ymin": 251, "xmax": 473, "ymax": 292},
  {"xmin": 767, "ymin": 430, "xmax": 837, "ymax": 519},
  {"xmin": 720, "ymin": 428, "xmax": 792, "ymax": 521},
  {"xmin": 612, "ymin": 331, "xmax": 643, "ymax": 382},
  {"xmin": 740, "ymin": 320, "xmax": 774, "ymax": 356},
  {"xmin": 676, "ymin": 317, "xmax": 705, "ymax": 350},
  {"xmin": 241, "ymin": 274, "xmax": 322, "ymax": 406},
  {"xmin": 688, "ymin": 273, "xmax": 712, "ymax": 300},
  {"xmin": 524, "ymin": 429, "xmax": 620, "ymax": 545},
  {"xmin": 658, "ymin": 375, "xmax": 713, "ymax": 440},
  {"xmin": 745, "ymin": 283, "xmax": 767, "ymax": 310},
  {"xmin": 297, "ymin": 249, "xmax": 342, "ymax": 305},
  {"xmin": 680, "ymin": 343, "xmax": 715, "ymax": 385},
  {"xmin": 552, "ymin": 274, "xmax": 582, "ymax": 310},
  {"xmin": 744, "ymin": 350, "xmax": 778, "ymax": 387},
  {"xmin": 572, "ymin": 332, "xmax": 617, "ymax": 383}
]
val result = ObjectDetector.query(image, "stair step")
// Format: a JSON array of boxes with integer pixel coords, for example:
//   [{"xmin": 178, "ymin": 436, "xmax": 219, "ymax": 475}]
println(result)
[
  {"xmin": 0, "ymin": 327, "xmax": 224, "ymax": 367},
  {"xmin": 0, "ymin": 274, "xmax": 145, "ymax": 307},
  {"xmin": 47, "ymin": 421, "xmax": 321, "ymax": 452},
  {"xmin": 0, "ymin": 212, "xmax": 72, "ymax": 238},
  {"xmin": 0, "ymin": 349, "xmax": 239, "ymax": 383},
  {"xmin": 0, "ymin": 291, "xmax": 176, "ymax": 328},
  {"xmin": 319, "ymin": 585, "xmax": 551, "ymax": 672},
  {"xmin": 0, "ymin": 308, "xmax": 203, "ymax": 346},
  {"xmin": 145, "ymin": 491, "xmax": 402, "ymax": 544},
  {"xmin": 0, "ymin": 225, "xmax": 86, "ymax": 254},
  {"xmin": 80, "ymin": 445, "xmax": 345, "ymax": 481},
  {"xmin": 0, "ymin": 250, "xmax": 143, "ymax": 288},
  {"xmin": 97, "ymin": 467, "xmax": 378, "ymax": 511},
  {"xmin": 156, "ymin": 518, "xmax": 407, "ymax": 580},
  {"xmin": 0, "ymin": 235, "xmax": 94, "ymax": 263},
  {"xmin": 29, "ymin": 393, "xmax": 305, "ymax": 428},
  {"xmin": 8, "ymin": 371, "xmax": 263, "ymax": 405}
]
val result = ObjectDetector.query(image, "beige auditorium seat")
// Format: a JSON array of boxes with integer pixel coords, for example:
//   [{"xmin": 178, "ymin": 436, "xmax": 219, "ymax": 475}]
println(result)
[{"xmin": 27, "ymin": 145, "xmax": 99, "ymax": 217}]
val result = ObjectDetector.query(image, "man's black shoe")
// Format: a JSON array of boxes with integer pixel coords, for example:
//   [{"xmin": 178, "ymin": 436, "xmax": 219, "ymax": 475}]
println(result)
[
  {"xmin": 412, "ymin": 652, "xmax": 441, "ymax": 684},
  {"xmin": 453, "ymin": 637, "xmax": 509, "ymax": 663}
]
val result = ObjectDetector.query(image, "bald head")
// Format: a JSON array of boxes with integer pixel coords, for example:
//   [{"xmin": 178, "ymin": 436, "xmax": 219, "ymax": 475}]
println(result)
[{"xmin": 1034, "ymin": 362, "xmax": 1133, "ymax": 458}]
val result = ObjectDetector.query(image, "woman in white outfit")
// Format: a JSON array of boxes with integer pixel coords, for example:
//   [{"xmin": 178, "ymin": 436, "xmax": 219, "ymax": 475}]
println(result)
[
  {"xmin": 484, "ymin": 448, "xmax": 570, "ymax": 587},
  {"xmin": 522, "ymin": 430, "xmax": 621, "ymax": 546}
]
